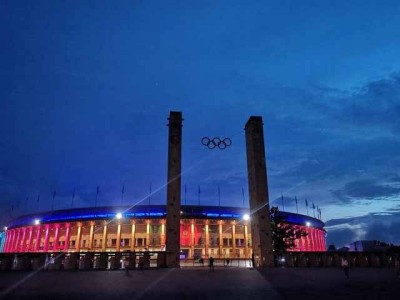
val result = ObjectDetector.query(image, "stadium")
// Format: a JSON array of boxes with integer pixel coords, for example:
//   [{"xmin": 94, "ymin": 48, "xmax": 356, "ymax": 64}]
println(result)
[{"xmin": 0, "ymin": 205, "xmax": 326, "ymax": 257}]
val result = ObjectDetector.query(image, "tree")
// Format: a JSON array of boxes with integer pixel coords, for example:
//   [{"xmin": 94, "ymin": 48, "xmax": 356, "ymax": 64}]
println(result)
[
  {"xmin": 327, "ymin": 244, "xmax": 337, "ymax": 251},
  {"xmin": 270, "ymin": 206, "xmax": 307, "ymax": 253}
]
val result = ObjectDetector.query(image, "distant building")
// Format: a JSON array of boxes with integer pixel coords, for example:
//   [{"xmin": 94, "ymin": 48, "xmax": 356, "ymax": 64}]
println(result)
[
  {"xmin": 337, "ymin": 246, "xmax": 350, "ymax": 252},
  {"xmin": 348, "ymin": 240, "xmax": 390, "ymax": 252}
]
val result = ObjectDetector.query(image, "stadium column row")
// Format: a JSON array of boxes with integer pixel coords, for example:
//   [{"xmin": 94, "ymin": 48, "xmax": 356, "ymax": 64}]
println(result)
[
  {"xmin": 1, "ymin": 220, "xmax": 325, "ymax": 255},
  {"xmin": 1, "ymin": 220, "xmax": 253, "ymax": 258}
]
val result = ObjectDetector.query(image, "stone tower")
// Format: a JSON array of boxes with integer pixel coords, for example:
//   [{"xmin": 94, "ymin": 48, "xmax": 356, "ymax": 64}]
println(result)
[
  {"xmin": 165, "ymin": 111, "xmax": 183, "ymax": 267},
  {"xmin": 244, "ymin": 116, "xmax": 274, "ymax": 267}
]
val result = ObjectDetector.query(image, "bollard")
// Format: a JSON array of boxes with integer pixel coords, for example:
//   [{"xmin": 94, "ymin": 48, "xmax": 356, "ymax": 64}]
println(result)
[
  {"xmin": 286, "ymin": 255, "xmax": 294, "ymax": 267},
  {"xmin": 333, "ymin": 254, "xmax": 341, "ymax": 267},
  {"xmin": 368, "ymin": 253, "xmax": 378, "ymax": 267},
  {"xmin": 143, "ymin": 252, "xmax": 150, "ymax": 269},
  {"xmin": 129, "ymin": 252, "xmax": 137, "ymax": 269},
  {"xmin": 48, "ymin": 253, "xmax": 63, "ymax": 270},
  {"xmin": 109, "ymin": 253, "xmax": 122, "ymax": 270},
  {"xmin": 31, "ymin": 254, "xmax": 46, "ymax": 270},
  {"xmin": 79, "ymin": 253, "xmax": 93, "ymax": 270},
  {"xmin": 0, "ymin": 254, "xmax": 14, "ymax": 271},
  {"xmin": 64, "ymin": 253, "xmax": 79, "ymax": 270},
  {"xmin": 13, "ymin": 254, "xmax": 32, "ymax": 270},
  {"xmin": 94, "ymin": 253, "xmax": 107, "ymax": 270},
  {"xmin": 309, "ymin": 253, "xmax": 319, "ymax": 267},
  {"xmin": 157, "ymin": 252, "xmax": 166, "ymax": 268},
  {"xmin": 297, "ymin": 255, "xmax": 307, "ymax": 267}
]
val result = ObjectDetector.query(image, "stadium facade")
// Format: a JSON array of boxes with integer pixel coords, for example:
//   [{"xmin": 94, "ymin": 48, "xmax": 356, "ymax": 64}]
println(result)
[{"xmin": 0, "ymin": 205, "xmax": 326, "ymax": 256}]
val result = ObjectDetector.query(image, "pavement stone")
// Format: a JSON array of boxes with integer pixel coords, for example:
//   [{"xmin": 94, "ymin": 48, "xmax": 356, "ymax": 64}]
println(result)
[
  {"xmin": 0, "ymin": 267, "xmax": 282, "ymax": 300},
  {"xmin": 1, "ymin": 267, "xmax": 399, "ymax": 300},
  {"xmin": 259, "ymin": 267, "xmax": 400, "ymax": 300}
]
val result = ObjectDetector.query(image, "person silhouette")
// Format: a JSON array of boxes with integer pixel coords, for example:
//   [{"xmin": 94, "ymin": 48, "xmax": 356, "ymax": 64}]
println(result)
[
  {"xmin": 124, "ymin": 257, "xmax": 131, "ymax": 277},
  {"xmin": 341, "ymin": 256, "xmax": 349, "ymax": 279},
  {"xmin": 209, "ymin": 256, "xmax": 215, "ymax": 272}
]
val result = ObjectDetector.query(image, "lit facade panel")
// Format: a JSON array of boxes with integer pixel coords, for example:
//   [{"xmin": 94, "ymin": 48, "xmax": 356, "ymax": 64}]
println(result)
[
  {"xmin": 0, "ymin": 232, "xmax": 6, "ymax": 252},
  {"xmin": 1, "ymin": 205, "xmax": 326, "ymax": 256}
]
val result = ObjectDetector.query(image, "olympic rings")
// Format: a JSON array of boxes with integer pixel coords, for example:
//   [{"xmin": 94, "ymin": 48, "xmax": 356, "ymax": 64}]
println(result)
[{"xmin": 201, "ymin": 137, "xmax": 232, "ymax": 150}]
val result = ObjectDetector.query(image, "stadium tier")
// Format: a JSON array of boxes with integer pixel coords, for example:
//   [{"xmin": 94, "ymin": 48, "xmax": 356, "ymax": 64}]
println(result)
[{"xmin": 0, "ymin": 205, "xmax": 326, "ymax": 256}]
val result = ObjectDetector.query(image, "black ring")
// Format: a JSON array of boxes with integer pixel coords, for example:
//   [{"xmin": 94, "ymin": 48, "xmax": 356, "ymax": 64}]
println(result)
[
  {"xmin": 213, "ymin": 137, "xmax": 221, "ymax": 145},
  {"xmin": 223, "ymin": 138, "xmax": 232, "ymax": 146},
  {"xmin": 201, "ymin": 136, "xmax": 232, "ymax": 150},
  {"xmin": 218, "ymin": 142, "xmax": 227, "ymax": 149},
  {"xmin": 208, "ymin": 140, "xmax": 216, "ymax": 149},
  {"xmin": 201, "ymin": 137, "xmax": 211, "ymax": 146}
]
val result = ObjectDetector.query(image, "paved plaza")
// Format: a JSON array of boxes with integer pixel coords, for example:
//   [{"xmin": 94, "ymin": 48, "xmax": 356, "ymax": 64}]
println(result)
[
  {"xmin": 261, "ymin": 267, "xmax": 400, "ymax": 300},
  {"xmin": 0, "ymin": 267, "xmax": 399, "ymax": 300},
  {"xmin": 0, "ymin": 267, "xmax": 281, "ymax": 300}
]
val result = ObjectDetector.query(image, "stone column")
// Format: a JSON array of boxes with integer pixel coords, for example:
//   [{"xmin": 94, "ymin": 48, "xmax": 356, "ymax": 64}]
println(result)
[
  {"xmin": 160, "ymin": 221, "xmax": 165, "ymax": 249},
  {"xmin": 306, "ymin": 228, "xmax": 311, "ymax": 251},
  {"xmin": 20, "ymin": 228, "xmax": 27, "ymax": 252},
  {"xmin": 88, "ymin": 223, "xmax": 95, "ymax": 250},
  {"xmin": 310, "ymin": 229, "xmax": 314, "ymax": 251},
  {"xmin": 102, "ymin": 222, "xmax": 107, "ymax": 252},
  {"xmin": 14, "ymin": 229, "xmax": 21, "ymax": 253},
  {"xmin": 316, "ymin": 230, "xmax": 321, "ymax": 251},
  {"xmin": 34, "ymin": 226, "xmax": 41, "ymax": 251},
  {"xmin": 130, "ymin": 221, "xmax": 136, "ymax": 252},
  {"xmin": 165, "ymin": 111, "xmax": 183, "ymax": 267},
  {"xmin": 10, "ymin": 230, "xmax": 16, "ymax": 252},
  {"xmin": 320, "ymin": 231, "xmax": 324, "ymax": 251},
  {"xmin": 75, "ymin": 223, "xmax": 82, "ymax": 252},
  {"xmin": 116, "ymin": 222, "xmax": 122, "ymax": 252},
  {"xmin": 296, "ymin": 227, "xmax": 301, "ymax": 251},
  {"xmin": 299, "ymin": 226, "xmax": 304, "ymax": 251},
  {"xmin": 190, "ymin": 220, "xmax": 195, "ymax": 258},
  {"xmin": 245, "ymin": 116, "xmax": 274, "ymax": 267},
  {"xmin": 218, "ymin": 221, "xmax": 223, "ymax": 258},
  {"xmin": 5, "ymin": 230, "xmax": 13, "ymax": 252},
  {"xmin": 26, "ymin": 227, "xmax": 33, "ymax": 252},
  {"xmin": 146, "ymin": 220, "xmax": 151, "ymax": 249},
  {"xmin": 53, "ymin": 224, "xmax": 60, "ymax": 251},
  {"xmin": 309, "ymin": 228, "xmax": 314, "ymax": 251},
  {"xmin": 43, "ymin": 225, "xmax": 50, "ymax": 252},
  {"xmin": 312, "ymin": 228, "xmax": 318, "ymax": 251},
  {"xmin": 205, "ymin": 222, "xmax": 209, "ymax": 258},
  {"xmin": 9, "ymin": 229, "xmax": 14, "ymax": 252},
  {"xmin": 12, "ymin": 229, "xmax": 17, "ymax": 252},
  {"xmin": 244, "ymin": 224, "xmax": 249, "ymax": 260},
  {"xmin": 11, "ymin": 229, "xmax": 17, "ymax": 252},
  {"xmin": 64, "ymin": 224, "xmax": 71, "ymax": 251},
  {"xmin": 232, "ymin": 222, "xmax": 236, "ymax": 257}
]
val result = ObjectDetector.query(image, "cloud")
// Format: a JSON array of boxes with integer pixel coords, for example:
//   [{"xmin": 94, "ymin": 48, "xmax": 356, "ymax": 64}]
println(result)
[
  {"xmin": 328, "ymin": 73, "xmax": 400, "ymax": 138},
  {"xmin": 332, "ymin": 179, "xmax": 400, "ymax": 202},
  {"xmin": 364, "ymin": 221, "xmax": 400, "ymax": 244},
  {"xmin": 326, "ymin": 227, "xmax": 358, "ymax": 248},
  {"xmin": 325, "ymin": 212, "xmax": 400, "ymax": 247}
]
